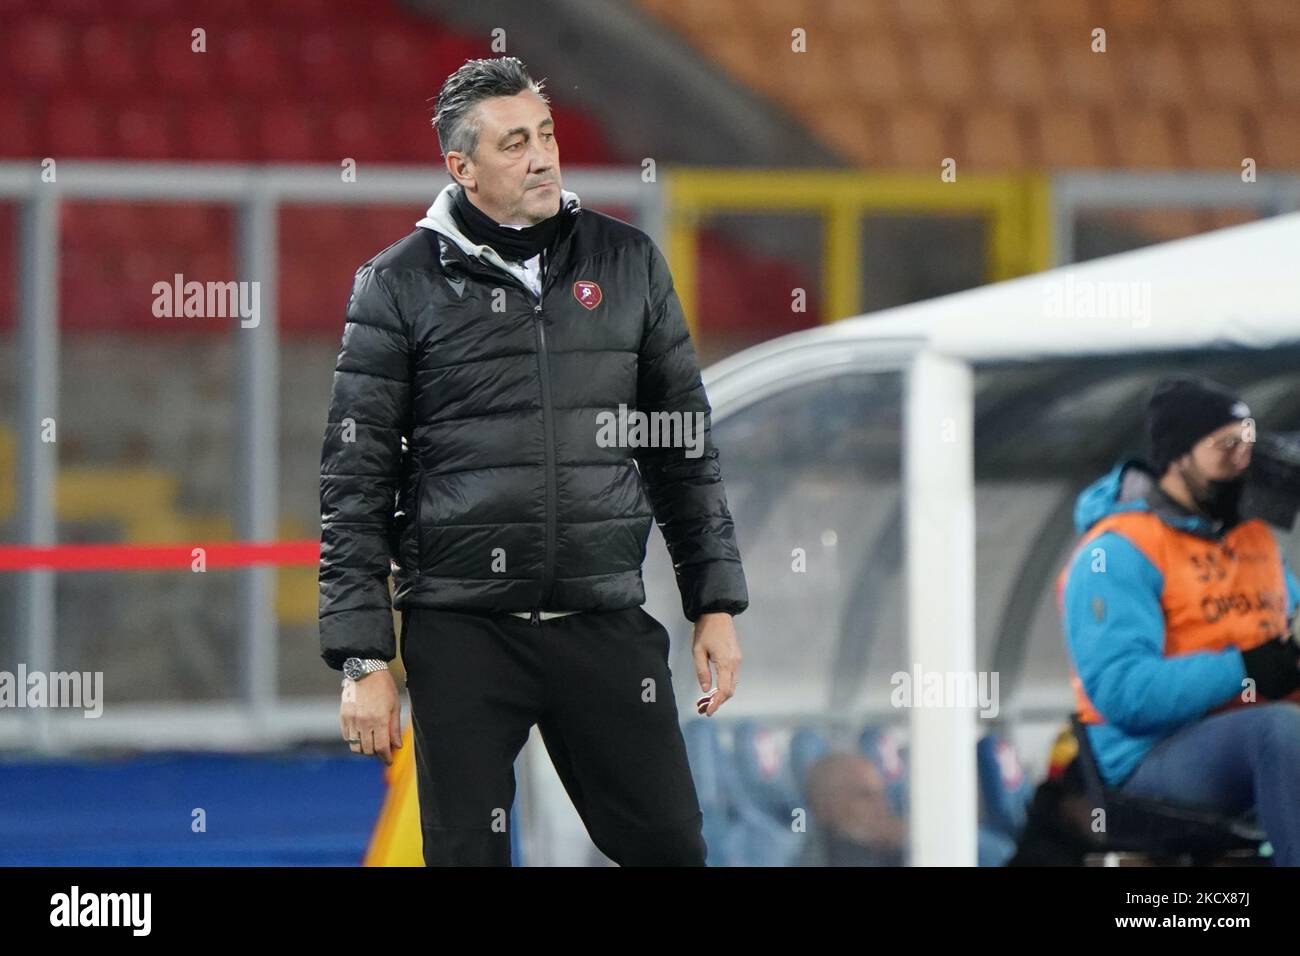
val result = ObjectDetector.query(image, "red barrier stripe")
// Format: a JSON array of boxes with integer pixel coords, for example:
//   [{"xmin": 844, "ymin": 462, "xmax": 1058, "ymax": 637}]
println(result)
[{"xmin": 0, "ymin": 541, "xmax": 322, "ymax": 572}]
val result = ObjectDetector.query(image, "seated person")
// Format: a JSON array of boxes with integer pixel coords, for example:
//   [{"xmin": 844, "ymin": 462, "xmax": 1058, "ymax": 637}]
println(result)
[
  {"xmin": 800, "ymin": 753, "xmax": 906, "ymax": 866},
  {"xmin": 1059, "ymin": 376, "xmax": 1300, "ymax": 864}
]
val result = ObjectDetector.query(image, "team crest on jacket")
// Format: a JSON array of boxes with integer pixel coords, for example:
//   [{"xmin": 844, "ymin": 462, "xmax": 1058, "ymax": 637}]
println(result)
[{"xmin": 573, "ymin": 280, "xmax": 602, "ymax": 310}]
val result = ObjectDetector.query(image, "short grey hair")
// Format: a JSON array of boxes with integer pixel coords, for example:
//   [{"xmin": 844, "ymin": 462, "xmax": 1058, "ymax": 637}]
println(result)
[{"xmin": 432, "ymin": 57, "xmax": 550, "ymax": 160}]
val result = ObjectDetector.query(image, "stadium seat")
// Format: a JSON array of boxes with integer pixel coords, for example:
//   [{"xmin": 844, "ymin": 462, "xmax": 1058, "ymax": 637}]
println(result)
[
  {"xmin": 788, "ymin": 726, "xmax": 831, "ymax": 789},
  {"xmin": 846, "ymin": 38, "xmax": 908, "ymax": 106},
  {"xmin": 962, "ymin": 108, "xmax": 1025, "ymax": 170},
  {"xmin": 47, "ymin": 95, "xmax": 111, "ymax": 159},
  {"xmin": 976, "ymin": 733, "xmax": 1033, "ymax": 841},
  {"xmin": 0, "ymin": 100, "xmax": 38, "ymax": 159},
  {"xmin": 1195, "ymin": 38, "xmax": 1261, "ymax": 107},
  {"xmin": 218, "ymin": 27, "xmax": 290, "ymax": 98},
  {"xmin": 1258, "ymin": 113, "xmax": 1300, "ymax": 169},
  {"xmin": 726, "ymin": 721, "xmax": 805, "ymax": 866},
  {"xmin": 987, "ymin": 34, "xmax": 1052, "ymax": 105},
  {"xmin": 1183, "ymin": 111, "xmax": 1251, "ymax": 169},
  {"xmin": 886, "ymin": 108, "xmax": 948, "ymax": 169},
  {"xmin": 1052, "ymin": 37, "xmax": 1121, "ymax": 106},
  {"xmin": 294, "ymin": 30, "xmax": 359, "ymax": 95},
  {"xmin": 915, "ymin": 33, "xmax": 977, "ymax": 105},
  {"xmin": 681, "ymin": 718, "xmax": 739, "ymax": 866},
  {"xmin": 857, "ymin": 723, "xmax": 909, "ymax": 818},
  {"xmin": 1035, "ymin": 108, "xmax": 1107, "ymax": 168},
  {"xmin": 5, "ymin": 17, "xmax": 69, "ymax": 88},
  {"xmin": 114, "ymin": 101, "xmax": 182, "ymax": 160},
  {"xmin": 732, "ymin": 720, "xmax": 802, "ymax": 825},
  {"xmin": 1129, "ymin": 38, "xmax": 1192, "ymax": 106},
  {"xmin": 1112, "ymin": 109, "xmax": 1181, "ymax": 169},
  {"xmin": 147, "ymin": 26, "xmax": 214, "ymax": 94},
  {"xmin": 79, "ymin": 21, "xmax": 143, "ymax": 89},
  {"xmin": 184, "ymin": 100, "xmax": 253, "ymax": 161},
  {"xmin": 255, "ymin": 103, "xmax": 323, "ymax": 162}
]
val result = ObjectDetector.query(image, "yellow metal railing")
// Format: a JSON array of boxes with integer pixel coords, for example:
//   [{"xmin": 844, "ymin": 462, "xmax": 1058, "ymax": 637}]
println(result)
[{"xmin": 665, "ymin": 168, "xmax": 1054, "ymax": 337}]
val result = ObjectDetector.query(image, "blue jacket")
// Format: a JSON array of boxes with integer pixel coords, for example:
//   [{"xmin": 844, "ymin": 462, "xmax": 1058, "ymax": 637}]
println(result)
[{"xmin": 1059, "ymin": 458, "xmax": 1300, "ymax": 786}]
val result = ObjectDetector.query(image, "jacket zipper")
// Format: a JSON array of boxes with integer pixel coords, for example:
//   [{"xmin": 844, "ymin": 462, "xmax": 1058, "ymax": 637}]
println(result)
[
  {"xmin": 455, "ymin": 244, "xmax": 571, "ymax": 628},
  {"xmin": 532, "ymin": 301, "xmax": 556, "ymax": 628}
]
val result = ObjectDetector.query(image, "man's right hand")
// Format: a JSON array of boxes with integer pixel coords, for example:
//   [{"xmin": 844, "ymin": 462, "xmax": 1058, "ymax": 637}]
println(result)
[
  {"xmin": 1241, "ymin": 635, "xmax": 1300, "ymax": 701},
  {"xmin": 340, "ymin": 670, "xmax": 403, "ymax": 765}
]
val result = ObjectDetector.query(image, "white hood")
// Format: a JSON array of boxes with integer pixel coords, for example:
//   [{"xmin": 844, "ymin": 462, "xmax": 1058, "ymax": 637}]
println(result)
[{"xmin": 416, "ymin": 181, "xmax": 581, "ymax": 288}]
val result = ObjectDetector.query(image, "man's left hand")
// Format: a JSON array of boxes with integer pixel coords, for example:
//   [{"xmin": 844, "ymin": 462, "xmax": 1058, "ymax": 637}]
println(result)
[{"xmin": 692, "ymin": 612, "xmax": 741, "ymax": 717}]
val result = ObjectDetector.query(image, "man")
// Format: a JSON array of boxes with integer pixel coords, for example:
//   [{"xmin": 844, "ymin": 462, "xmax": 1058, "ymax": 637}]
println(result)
[
  {"xmin": 1058, "ymin": 376, "xmax": 1300, "ymax": 864},
  {"xmin": 317, "ymin": 57, "xmax": 748, "ymax": 866},
  {"xmin": 799, "ymin": 753, "xmax": 906, "ymax": 867}
]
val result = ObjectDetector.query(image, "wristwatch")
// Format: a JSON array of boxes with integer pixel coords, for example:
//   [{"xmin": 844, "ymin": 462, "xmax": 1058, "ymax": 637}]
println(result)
[{"xmin": 342, "ymin": 657, "xmax": 389, "ymax": 682}]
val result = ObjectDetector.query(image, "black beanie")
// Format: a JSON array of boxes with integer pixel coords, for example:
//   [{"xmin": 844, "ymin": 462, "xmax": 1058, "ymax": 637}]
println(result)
[{"xmin": 1147, "ymin": 376, "xmax": 1252, "ymax": 474}]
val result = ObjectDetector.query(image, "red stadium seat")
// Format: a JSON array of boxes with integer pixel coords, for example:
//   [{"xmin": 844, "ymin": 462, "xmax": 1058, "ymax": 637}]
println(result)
[
  {"xmin": 46, "ymin": 95, "xmax": 111, "ymax": 158},
  {"xmin": 218, "ymin": 27, "xmax": 290, "ymax": 98},
  {"xmin": 328, "ymin": 103, "xmax": 398, "ymax": 163},
  {"xmin": 184, "ymin": 101, "xmax": 253, "ymax": 161},
  {"xmin": 365, "ymin": 29, "xmax": 429, "ymax": 95},
  {"xmin": 0, "ymin": 100, "xmax": 38, "ymax": 159},
  {"xmin": 79, "ymin": 21, "xmax": 143, "ymax": 89},
  {"xmin": 294, "ymin": 30, "xmax": 360, "ymax": 95},
  {"xmin": 148, "ymin": 23, "xmax": 215, "ymax": 94},
  {"xmin": 6, "ymin": 18, "xmax": 70, "ymax": 88},
  {"xmin": 255, "ymin": 103, "xmax": 325, "ymax": 162},
  {"xmin": 113, "ymin": 101, "xmax": 182, "ymax": 159},
  {"xmin": 548, "ymin": 104, "xmax": 612, "ymax": 165}
]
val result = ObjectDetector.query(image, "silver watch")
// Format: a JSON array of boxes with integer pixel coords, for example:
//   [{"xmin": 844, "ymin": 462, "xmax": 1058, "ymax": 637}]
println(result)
[{"xmin": 342, "ymin": 657, "xmax": 389, "ymax": 682}]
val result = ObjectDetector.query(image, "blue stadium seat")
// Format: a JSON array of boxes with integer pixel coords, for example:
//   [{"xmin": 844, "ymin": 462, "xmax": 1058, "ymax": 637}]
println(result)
[
  {"xmin": 976, "ymin": 733, "xmax": 1034, "ymax": 842},
  {"xmin": 857, "ymin": 723, "xmax": 910, "ymax": 818},
  {"xmin": 789, "ymin": 726, "xmax": 831, "ymax": 791}
]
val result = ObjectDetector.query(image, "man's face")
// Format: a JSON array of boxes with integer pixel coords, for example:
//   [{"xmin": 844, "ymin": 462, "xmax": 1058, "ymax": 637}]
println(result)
[
  {"xmin": 1172, "ymin": 420, "xmax": 1254, "ymax": 516},
  {"xmin": 446, "ymin": 90, "xmax": 561, "ymax": 226},
  {"xmin": 1182, "ymin": 419, "xmax": 1254, "ymax": 484}
]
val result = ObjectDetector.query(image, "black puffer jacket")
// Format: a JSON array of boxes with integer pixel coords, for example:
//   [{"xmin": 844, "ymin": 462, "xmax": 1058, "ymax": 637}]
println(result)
[{"xmin": 318, "ymin": 183, "xmax": 749, "ymax": 669}]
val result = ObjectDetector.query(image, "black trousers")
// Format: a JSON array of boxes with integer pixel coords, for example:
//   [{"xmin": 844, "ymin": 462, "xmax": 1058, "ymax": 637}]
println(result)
[{"xmin": 400, "ymin": 605, "xmax": 707, "ymax": 866}]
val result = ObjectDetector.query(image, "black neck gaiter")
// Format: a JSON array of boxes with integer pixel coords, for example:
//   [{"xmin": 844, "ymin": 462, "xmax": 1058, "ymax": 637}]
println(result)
[{"xmin": 452, "ymin": 185, "xmax": 562, "ymax": 263}]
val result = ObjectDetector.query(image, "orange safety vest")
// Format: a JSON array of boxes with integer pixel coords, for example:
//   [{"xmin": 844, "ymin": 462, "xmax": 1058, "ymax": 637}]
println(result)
[{"xmin": 1057, "ymin": 512, "xmax": 1289, "ymax": 725}]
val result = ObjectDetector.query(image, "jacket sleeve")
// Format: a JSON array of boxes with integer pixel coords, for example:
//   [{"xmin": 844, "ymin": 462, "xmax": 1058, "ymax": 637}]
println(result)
[
  {"xmin": 633, "ymin": 240, "xmax": 748, "ymax": 622},
  {"xmin": 1062, "ymin": 530, "xmax": 1245, "ymax": 734},
  {"xmin": 318, "ymin": 264, "xmax": 412, "ymax": 670}
]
